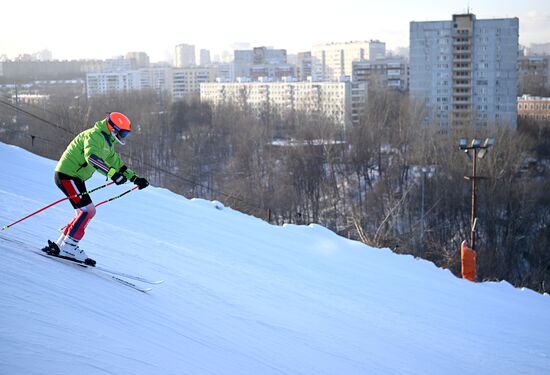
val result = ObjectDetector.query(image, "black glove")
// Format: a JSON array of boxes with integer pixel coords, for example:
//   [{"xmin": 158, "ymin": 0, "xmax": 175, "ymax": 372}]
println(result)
[
  {"xmin": 109, "ymin": 169, "xmax": 127, "ymax": 185},
  {"xmin": 131, "ymin": 176, "xmax": 149, "ymax": 190}
]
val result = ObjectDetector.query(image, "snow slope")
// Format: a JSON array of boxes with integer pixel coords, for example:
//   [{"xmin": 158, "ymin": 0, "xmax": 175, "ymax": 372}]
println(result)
[{"xmin": 0, "ymin": 141, "xmax": 549, "ymax": 375}]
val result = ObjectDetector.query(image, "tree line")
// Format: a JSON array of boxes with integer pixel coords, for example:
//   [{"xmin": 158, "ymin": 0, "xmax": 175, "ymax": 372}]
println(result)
[{"xmin": 1, "ymin": 87, "xmax": 549, "ymax": 292}]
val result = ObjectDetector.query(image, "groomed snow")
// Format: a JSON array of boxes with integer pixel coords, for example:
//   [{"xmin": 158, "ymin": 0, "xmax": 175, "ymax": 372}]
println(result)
[{"xmin": 0, "ymin": 142, "xmax": 549, "ymax": 375}]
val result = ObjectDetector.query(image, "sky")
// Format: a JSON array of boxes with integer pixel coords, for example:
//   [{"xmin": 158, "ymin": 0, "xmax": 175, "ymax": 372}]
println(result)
[
  {"xmin": 2, "ymin": 0, "xmax": 549, "ymax": 63},
  {"xmin": 2, "ymin": 141, "xmax": 550, "ymax": 374}
]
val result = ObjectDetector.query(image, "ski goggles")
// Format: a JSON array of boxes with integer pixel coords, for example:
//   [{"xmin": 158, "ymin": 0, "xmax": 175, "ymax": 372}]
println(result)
[
  {"xmin": 107, "ymin": 118, "xmax": 131, "ymax": 138},
  {"xmin": 112, "ymin": 125, "xmax": 130, "ymax": 138}
]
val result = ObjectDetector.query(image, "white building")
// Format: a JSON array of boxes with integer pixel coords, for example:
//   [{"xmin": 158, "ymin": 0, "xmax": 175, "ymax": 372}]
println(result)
[
  {"xmin": 311, "ymin": 41, "xmax": 386, "ymax": 81},
  {"xmin": 175, "ymin": 44, "xmax": 196, "ymax": 67},
  {"xmin": 86, "ymin": 65, "xmax": 173, "ymax": 98},
  {"xmin": 200, "ymin": 80, "xmax": 360, "ymax": 128},
  {"xmin": 199, "ymin": 49, "xmax": 211, "ymax": 66},
  {"xmin": 410, "ymin": 13, "xmax": 518, "ymax": 128},
  {"xmin": 233, "ymin": 47, "xmax": 290, "ymax": 81},
  {"xmin": 172, "ymin": 66, "xmax": 218, "ymax": 99}
]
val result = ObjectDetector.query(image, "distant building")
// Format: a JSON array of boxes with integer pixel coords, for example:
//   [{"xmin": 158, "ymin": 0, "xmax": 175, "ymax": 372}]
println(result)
[
  {"xmin": 233, "ymin": 47, "xmax": 291, "ymax": 81},
  {"xmin": 199, "ymin": 49, "xmax": 211, "ymax": 66},
  {"xmin": 172, "ymin": 66, "xmax": 217, "ymax": 99},
  {"xmin": 296, "ymin": 52, "xmax": 312, "ymax": 81},
  {"xmin": 33, "ymin": 50, "xmax": 52, "ymax": 62},
  {"xmin": 175, "ymin": 44, "xmax": 196, "ymax": 67},
  {"xmin": 352, "ymin": 57, "xmax": 409, "ymax": 91},
  {"xmin": 311, "ymin": 40, "xmax": 386, "ymax": 81},
  {"xmin": 517, "ymin": 95, "xmax": 550, "ymax": 123},
  {"xmin": 104, "ymin": 56, "xmax": 135, "ymax": 72},
  {"xmin": 86, "ymin": 65, "xmax": 172, "ymax": 98},
  {"xmin": 126, "ymin": 52, "xmax": 150, "ymax": 68},
  {"xmin": 0, "ymin": 60, "xmax": 102, "ymax": 82},
  {"xmin": 215, "ymin": 63, "xmax": 235, "ymax": 82},
  {"xmin": 410, "ymin": 13, "xmax": 518, "ymax": 128},
  {"xmin": 200, "ymin": 80, "xmax": 362, "ymax": 129},
  {"xmin": 518, "ymin": 55, "xmax": 550, "ymax": 96},
  {"xmin": 526, "ymin": 43, "xmax": 550, "ymax": 56}
]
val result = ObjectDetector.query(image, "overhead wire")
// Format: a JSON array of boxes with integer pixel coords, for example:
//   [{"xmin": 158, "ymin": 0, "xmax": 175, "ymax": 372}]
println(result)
[{"xmin": 0, "ymin": 98, "xmax": 269, "ymax": 214}]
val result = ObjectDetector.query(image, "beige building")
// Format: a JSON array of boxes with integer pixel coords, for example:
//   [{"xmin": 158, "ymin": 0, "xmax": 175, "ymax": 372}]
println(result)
[
  {"xmin": 172, "ymin": 66, "xmax": 217, "ymax": 99},
  {"xmin": 311, "ymin": 40, "xmax": 386, "ymax": 81}
]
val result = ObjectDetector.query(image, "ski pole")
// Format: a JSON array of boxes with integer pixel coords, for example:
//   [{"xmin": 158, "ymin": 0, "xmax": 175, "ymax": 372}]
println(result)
[
  {"xmin": 58, "ymin": 185, "xmax": 139, "ymax": 232},
  {"xmin": 95, "ymin": 185, "xmax": 139, "ymax": 208},
  {"xmin": 1, "ymin": 182, "xmax": 115, "ymax": 231}
]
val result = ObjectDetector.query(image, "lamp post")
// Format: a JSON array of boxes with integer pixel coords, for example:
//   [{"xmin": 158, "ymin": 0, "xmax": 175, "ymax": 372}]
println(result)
[{"xmin": 458, "ymin": 137, "xmax": 494, "ymax": 251}]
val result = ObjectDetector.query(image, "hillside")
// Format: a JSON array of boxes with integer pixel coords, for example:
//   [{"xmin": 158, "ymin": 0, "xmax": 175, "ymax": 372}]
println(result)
[{"xmin": 1, "ymin": 142, "xmax": 549, "ymax": 375}]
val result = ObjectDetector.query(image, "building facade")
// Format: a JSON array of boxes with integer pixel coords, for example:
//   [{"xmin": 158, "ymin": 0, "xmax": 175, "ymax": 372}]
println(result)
[
  {"xmin": 410, "ymin": 13, "xmax": 518, "ymax": 128},
  {"xmin": 518, "ymin": 55, "xmax": 550, "ymax": 96},
  {"xmin": 199, "ymin": 49, "xmax": 211, "ymax": 66},
  {"xmin": 126, "ymin": 52, "xmax": 150, "ymax": 68},
  {"xmin": 311, "ymin": 40, "xmax": 386, "ymax": 81},
  {"xmin": 172, "ymin": 66, "xmax": 218, "ymax": 99},
  {"xmin": 517, "ymin": 95, "xmax": 550, "ymax": 123},
  {"xmin": 86, "ymin": 65, "xmax": 173, "ymax": 98},
  {"xmin": 175, "ymin": 44, "xmax": 196, "ymax": 67},
  {"xmin": 200, "ymin": 80, "xmax": 358, "ymax": 128},
  {"xmin": 352, "ymin": 57, "xmax": 409, "ymax": 91},
  {"xmin": 234, "ymin": 47, "xmax": 290, "ymax": 81},
  {"xmin": 296, "ymin": 52, "xmax": 312, "ymax": 81}
]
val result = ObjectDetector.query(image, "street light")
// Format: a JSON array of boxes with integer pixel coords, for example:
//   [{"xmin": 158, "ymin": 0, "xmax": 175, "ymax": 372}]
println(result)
[{"xmin": 458, "ymin": 137, "xmax": 494, "ymax": 251}]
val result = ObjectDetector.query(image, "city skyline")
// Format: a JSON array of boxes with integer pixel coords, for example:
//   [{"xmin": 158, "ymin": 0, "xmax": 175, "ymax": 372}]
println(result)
[{"xmin": 1, "ymin": 0, "xmax": 549, "ymax": 63}]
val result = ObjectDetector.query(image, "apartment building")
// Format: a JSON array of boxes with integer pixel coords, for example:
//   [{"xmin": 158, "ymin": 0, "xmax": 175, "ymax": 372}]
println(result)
[
  {"xmin": 296, "ymin": 52, "xmax": 312, "ymax": 81},
  {"xmin": 86, "ymin": 65, "xmax": 173, "ymax": 98},
  {"xmin": 200, "ymin": 80, "xmax": 357, "ymax": 128},
  {"xmin": 175, "ymin": 44, "xmax": 196, "ymax": 67},
  {"xmin": 410, "ymin": 13, "xmax": 518, "ymax": 128},
  {"xmin": 517, "ymin": 95, "xmax": 550, "ymax": 123},
  {"xmin": 518, "ymin": 55, "xmax": 550, "ymax": 96},
  {"xmin": 172, "ymin": 66, "xmax": 218, "ymax": 99},
  {"xmin": 352, "ymin": 57, "xmax": 409, "ymax": 91},
  {"xmin": 234, "ymin": 47, "xmax": 290, "ymax": 80},
  {"xmin": 311, "ymin": 40, "xmax": 386, "ymax": 81}
]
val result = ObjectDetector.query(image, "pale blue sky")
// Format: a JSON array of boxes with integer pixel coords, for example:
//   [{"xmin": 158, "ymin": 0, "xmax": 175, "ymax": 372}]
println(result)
[{"xmin": 2, "ymin": 0, "xmax": 549, "ymax": 62}]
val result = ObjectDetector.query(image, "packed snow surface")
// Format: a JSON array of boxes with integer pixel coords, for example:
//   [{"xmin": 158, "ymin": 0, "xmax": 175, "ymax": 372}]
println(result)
[{"xmin": 0, "ymin": 142, "xmax": 549, "ymax": 375}]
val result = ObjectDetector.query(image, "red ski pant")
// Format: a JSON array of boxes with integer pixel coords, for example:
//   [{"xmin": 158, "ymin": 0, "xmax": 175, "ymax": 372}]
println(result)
[{"xmin": 54, "ymin": 172, "xmax": 96, "ymax": 241}]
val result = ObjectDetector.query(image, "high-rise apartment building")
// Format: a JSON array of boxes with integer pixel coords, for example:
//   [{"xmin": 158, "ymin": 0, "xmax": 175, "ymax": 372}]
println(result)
[
  {"xmin": 410, "ymin": 13, "xmax": 518, "ymax": 128},
  {"xmin": 175, "ymin": 44, "xmax": 196, "ymax": 67},
  {"xmin": 311, "ymin": 40, "xmax": 386, "ymax": 81},
  {"xmin": 126, "ymin": 52, "xmax": 150, "ymax": 68},
  {"xmin": 296, "ymin": 52, "xmax": 312, "ymax": 81},
  {"xmin": 199, "ymin": 49, "xmax": 211, "ymax": 65},
  {"xmin": 233, "ymin": 46, "xmax": 291, "ymax": 81}
]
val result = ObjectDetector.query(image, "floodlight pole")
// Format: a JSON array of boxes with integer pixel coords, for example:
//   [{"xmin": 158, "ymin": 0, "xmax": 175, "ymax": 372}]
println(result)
[
  {"xmin": 459, "ymin": 138, "xmax": 493, "ymax": 252},
  {"xmin": 470, "ymin": 148, "xmax": 478, "ymax": 250}
]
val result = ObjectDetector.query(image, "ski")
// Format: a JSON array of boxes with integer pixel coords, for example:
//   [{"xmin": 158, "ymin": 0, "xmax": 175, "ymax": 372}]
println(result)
[
  {"xmin": 108, "ymin": 275, "xmax": 153, "ymax": 293},
  {"xmin": 93, "ymin": 265, "xmax": 164, "ymax": 285},
  {"xmin": 38, "ymin": 252, "xmax": 156, "ymax": 293}
]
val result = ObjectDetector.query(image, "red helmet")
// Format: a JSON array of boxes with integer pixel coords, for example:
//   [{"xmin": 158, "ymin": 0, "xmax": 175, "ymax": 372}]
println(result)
[{"xmin": 106, "ymin": 112, "xmax": 131, "ymax": 145}]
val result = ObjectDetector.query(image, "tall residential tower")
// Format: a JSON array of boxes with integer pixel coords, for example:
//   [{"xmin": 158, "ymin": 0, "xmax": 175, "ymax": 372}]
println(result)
[{"xmin": 410, "ymin": 14, "xmax": 518, "ymax": 128}]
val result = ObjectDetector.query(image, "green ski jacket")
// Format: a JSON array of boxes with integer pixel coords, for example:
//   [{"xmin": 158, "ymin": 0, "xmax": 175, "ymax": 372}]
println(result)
[{"xmin": 55, "ymin": 119, "xmax": 136, "ymax": 182}]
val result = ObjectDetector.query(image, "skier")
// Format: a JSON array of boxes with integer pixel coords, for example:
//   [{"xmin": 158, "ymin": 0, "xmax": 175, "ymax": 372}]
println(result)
[{"xmin": 42, "ymin": 112, "xmax": 149, "ymax": 266}]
